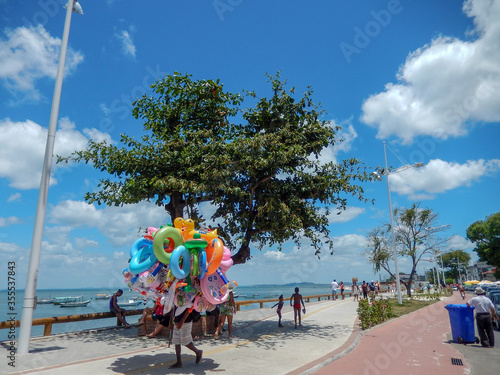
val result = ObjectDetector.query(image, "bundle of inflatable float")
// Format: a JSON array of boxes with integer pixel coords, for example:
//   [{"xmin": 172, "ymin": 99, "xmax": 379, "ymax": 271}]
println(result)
[{"xmin": 122, "ymin": 218, "xmax": 237, "ymax": 314}]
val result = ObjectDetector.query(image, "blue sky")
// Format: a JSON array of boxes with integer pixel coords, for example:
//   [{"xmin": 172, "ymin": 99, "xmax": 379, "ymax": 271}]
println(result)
[{"xmin": 1, "ymin": 0, "xmax": 499, "ymax": 291}]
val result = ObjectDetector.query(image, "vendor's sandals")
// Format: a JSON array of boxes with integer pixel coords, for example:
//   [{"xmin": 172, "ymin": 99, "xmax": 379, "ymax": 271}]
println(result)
[
  {"xmin": 169, "ymin": 363, "xmax": 182, "ymax": 369},
  {"xmin": 196, "ymin": 351, "xmax": 203, "ymax": 364}
]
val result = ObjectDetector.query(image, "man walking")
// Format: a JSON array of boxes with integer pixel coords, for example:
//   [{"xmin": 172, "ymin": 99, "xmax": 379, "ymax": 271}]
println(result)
[
  {"xmin": 330, "ymin": 279, "xmax": 338, "ymax": 301},
  {"xmin": 467, "ymin": 287, "xmax": 495, "ymax": 348}
]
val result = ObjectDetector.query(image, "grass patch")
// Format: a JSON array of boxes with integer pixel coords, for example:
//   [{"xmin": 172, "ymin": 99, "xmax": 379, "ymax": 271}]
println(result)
[{"xmin": 385, "ymin": 298, "xmax": 437, "ymax": 318}]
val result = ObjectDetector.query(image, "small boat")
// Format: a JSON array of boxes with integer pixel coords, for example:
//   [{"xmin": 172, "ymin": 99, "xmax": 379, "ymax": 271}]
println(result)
[
  {"xmin": 53, "ymin": 296, "xmax": 84, "ymax": 305},
  {"xmin": 59, "ymin": 296, "xmax": 91, "ymax": 307},
  {"xmin": 37, "ymin": 297, "xmax": 55, "ymax": 304},
  {"xmin": 233, "ymin": 294, "xmax": 239, "ymax": 298},
  {"xmin": 118, "ymin": 299, "xmax": 142, "ymax": 307},
  {"xmin": 60, "ymin": 300, "xmax": 91, "ymax": 307},
  {"xmin": 95, "ymin": 293, "xmax": 112, "ymax": 300}
]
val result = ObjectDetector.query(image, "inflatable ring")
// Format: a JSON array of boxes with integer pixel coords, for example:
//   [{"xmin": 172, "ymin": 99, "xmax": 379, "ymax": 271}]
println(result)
[
  {"xmin": 205, "ymin": 238, "xmax": 224, "ymax": 275},
  {"xmin": 129, "ymin": 244, "xmax": 158, "ymax": 274},
  {"xmin": 169, "ymin": 246, "xmax": 192, "ymax": 279},
  {"xmin": 130, "ymin": 238, "xmax": 152, "ymax": 258},
  {"xmin": 153, "ymin": 226, "xmax": 183, "ymax": 264},
  {"xmin": 200, "ymin": 270, "xmax": 229, "ymax": 305},
  {"xmin": 193, "ymin": 294, "xmax": 213, "ymax": 313}
]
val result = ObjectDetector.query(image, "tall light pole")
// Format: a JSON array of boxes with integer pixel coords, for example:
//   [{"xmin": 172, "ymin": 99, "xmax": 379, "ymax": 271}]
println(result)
[
  {"xmin": 18, "ymin": 0, "xmax": 83, "ymax": 355},
  {"xmin": 372, "ymin": 141, "xmax": 424, "ymax": 305}
]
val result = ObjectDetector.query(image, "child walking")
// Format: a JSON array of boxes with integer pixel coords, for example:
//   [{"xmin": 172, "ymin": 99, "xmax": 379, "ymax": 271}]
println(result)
[
  {"xmin": 289, "ymin": 287, "xmax": 306, "ymax": 328},
  {"xmin": 271, "ymin": 295, "xmax": 284, "ymax": 327}
]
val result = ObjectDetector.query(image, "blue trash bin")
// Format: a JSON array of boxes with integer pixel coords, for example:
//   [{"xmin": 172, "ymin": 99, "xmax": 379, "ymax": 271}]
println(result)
[{"xmin": 444, "ymin": 304, "xmax": 478, "ymax": 344}]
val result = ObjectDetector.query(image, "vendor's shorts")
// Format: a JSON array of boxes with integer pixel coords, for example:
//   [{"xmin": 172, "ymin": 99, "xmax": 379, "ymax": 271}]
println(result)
[
  {"xmin": 172, "ymin": 322, "xmax": 193, "ymax": 346},
  {"xmin": 219, "ymin": 304, "xmax": 233, "ymax": 316},
  {"xmin": 110, "ymin": 307, "xmax": 120, "ymax": 315}
]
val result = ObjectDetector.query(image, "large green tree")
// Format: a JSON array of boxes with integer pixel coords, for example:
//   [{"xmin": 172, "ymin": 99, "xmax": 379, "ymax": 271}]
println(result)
[
  {"xmin": 466, "ymin": 212, "xmax": 500, "ymax": 278},
  {"xmin": 440, "ymin": 250, "xmax": 471, "ymax": 282},
  {"xmin": 59, "ymin": 73, "xmax": 370, "ymax": 264},
  {"xmin": 365, "ymin": 203, "xmax": 449, "ymax": 296}
]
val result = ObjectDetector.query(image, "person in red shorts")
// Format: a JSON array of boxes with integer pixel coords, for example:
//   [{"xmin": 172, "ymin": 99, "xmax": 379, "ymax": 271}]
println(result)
[{"xmin": 289, "ymin": 287, "xmax": 306, "ymax": 328}]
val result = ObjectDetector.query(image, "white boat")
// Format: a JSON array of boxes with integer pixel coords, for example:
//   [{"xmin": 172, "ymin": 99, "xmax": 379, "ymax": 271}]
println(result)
[
  {"xmin": 59, "ymin": 296, "xmax": 91, "ymax": 307},
  {"xmin": 37, "ymin": 297, "xmax": 55, "ymax": 304},
  {"xmin": 60, "ymin": 300, "xmax": 91, "ymax": 307},
  {"xmin": 118, "ymin": 299, "xmax": 142, "ymax": 307},
  {"xmin": 95, "ymin": 293, "xmax": 112, "ymax": 299},
  {"xmin": 53, "ymin": 296, "xmax": 84, "ymax": 305}
]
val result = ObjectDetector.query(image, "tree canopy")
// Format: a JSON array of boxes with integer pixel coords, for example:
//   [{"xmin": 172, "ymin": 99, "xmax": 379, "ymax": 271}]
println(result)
[
  {"xmin": 440, "ymin": 249, "xmax": 471, "ymax": 282},
  {"xmin": 466, "ymin": 212, "xmax": 500, "ymax": 278},
  {"xmin": 59, "ymin": 72, "xmax": 371, "ymax": 264},
  {"xmin": 365, "ymin": 203, "xmax": 449, "ymax": 296}
]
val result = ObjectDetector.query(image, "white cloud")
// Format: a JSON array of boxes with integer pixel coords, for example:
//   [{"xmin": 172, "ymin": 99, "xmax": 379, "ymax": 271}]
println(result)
[
  {"xmin": 7, "ymin": 193, "xmax": 21, "ymax": 202},
  {"xmin": 75, "ymin": 237, "xmax": 100, "ymax": 249},
  {"xmin": 331, "ymin": 234, "xmax": 368, "ymax": 256},
  {"xmin": 115, "ymin": 29, "xmax": 136, "ymax": 58},
  {"xmin": 0, "ymin": 216, "xmax": 21, "ymax": 227},
  {"xmin": 0, "ymin": 25, "xmax": 84, "ymax": 102},
  {"xmin": 317, "ymin": 121, "xmax": 358, "ymax": 165},
  {"xmin": 263, "ymin": 250, "xmax": 288, "ymax": 261},
  {"xmin": 0, "ymin": 117, "xmax": 112, "ymax": 189},
  {"xmin": 48, "ymin": 200, "xmax": 168, "ymax": 247},
  {"xmin": 0, "ymin": 241, "xmax": 25, "ymax": 256},
  {"xmin": 446, "ymin": 234, "xmax": 475, "ymax": 252},
  {"xmin": 328, "ymin": 206, "xmax": 365, "ymax": 224},
  {"xmin": 114, "ymin": 251, "xmax": 125, "ymax": 259},
  {"xmin": 361, "ymin": 0, "xmax": 500, "ymax": 144},
  {"xmin": 388, "ymin": 158, "xmax": 500, "ymax": 198}
]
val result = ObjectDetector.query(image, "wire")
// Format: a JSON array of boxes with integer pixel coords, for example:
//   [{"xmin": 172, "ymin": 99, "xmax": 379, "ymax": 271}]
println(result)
[{"xmin": 385, "ymin": 143, "xmax": 407, "ymax": 167}]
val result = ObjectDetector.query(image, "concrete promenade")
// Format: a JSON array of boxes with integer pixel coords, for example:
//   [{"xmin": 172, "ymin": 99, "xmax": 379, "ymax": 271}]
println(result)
[
  {"xmin": 3, "ymin": 298, "xmax": 358, "ymax": 375},
  {"xmin": 2, "ymin": 293, "xmax": 498, "ymax": 375}
]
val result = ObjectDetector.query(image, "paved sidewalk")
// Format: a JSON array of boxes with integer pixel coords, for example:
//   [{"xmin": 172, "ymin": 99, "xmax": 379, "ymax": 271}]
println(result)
[
  {"xmin": 309, "ymin": 294, "xmax": 483, "ymax": 375},
  {"xmin": 2, "ymin": 298, "xmax": 359, "ymax": 375}
]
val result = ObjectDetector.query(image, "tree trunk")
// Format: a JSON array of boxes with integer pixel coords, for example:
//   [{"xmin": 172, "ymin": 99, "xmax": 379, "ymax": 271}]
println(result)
[
  {"xmin": 164, "ymin": 191, "xmax": 185, "ymax": 220},
  {"xmin": 231, "ymin": 244, "xmax": 251, "ymax": 265}
]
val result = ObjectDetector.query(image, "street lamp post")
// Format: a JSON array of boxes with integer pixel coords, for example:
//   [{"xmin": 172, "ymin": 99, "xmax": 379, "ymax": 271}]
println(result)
[
  {"xmin": 372, "ymin": 141, "xmax": 423, "ymax": 305},
  {"xmin": 18, "ymin": 0, "xmax": 83, "ymax": 355}
]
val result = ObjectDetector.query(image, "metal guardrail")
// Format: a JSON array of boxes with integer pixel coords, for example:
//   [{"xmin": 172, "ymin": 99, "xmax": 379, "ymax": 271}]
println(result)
[{"xmin": 0, "ymin": 294, "xmax": 352, "ymax": 337}]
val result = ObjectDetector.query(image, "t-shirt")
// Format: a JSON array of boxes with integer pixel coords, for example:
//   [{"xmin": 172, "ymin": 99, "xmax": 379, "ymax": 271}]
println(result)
[
  {"xmin": 467, "ymin": 295, "xmax": 494, "ymax": 314},
  {"xmin": 330, "ymin": 281, "xmax": 338, "ymax": 291}
]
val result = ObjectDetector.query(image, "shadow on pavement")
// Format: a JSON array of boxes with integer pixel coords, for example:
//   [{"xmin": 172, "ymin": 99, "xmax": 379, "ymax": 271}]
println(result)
[{"xmin": 108, "ymin": 352, "xmax": 220, "ymax": 374}]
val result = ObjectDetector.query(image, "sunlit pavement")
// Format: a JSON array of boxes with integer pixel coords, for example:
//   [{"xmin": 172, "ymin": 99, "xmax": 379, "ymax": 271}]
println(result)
[{"xmin": 3, "ymin": 298, "xmax": 358, "ymax": 375}]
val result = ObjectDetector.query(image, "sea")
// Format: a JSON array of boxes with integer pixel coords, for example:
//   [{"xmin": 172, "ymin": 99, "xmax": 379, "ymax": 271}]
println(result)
[{"xmin": 0, "ymin": 284, "xmax": 333, "ymax": 342}]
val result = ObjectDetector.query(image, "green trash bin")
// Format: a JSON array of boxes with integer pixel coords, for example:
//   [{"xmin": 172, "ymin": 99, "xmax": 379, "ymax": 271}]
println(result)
[{"xmin": 444, "ymin": 304, "xmax": 479, "ymax": 344}]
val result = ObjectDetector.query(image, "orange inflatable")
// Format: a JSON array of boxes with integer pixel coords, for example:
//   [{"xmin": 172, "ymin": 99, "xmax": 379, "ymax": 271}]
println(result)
[{"xmin": 205, "ymin": 238, "xmax": 224, "ymax": 275}]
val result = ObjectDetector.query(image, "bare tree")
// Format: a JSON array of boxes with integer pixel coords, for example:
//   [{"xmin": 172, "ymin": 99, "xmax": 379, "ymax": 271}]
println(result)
[{"xmin": 365, "ymin": 203, "xmax": 449, "ymax": 297}]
